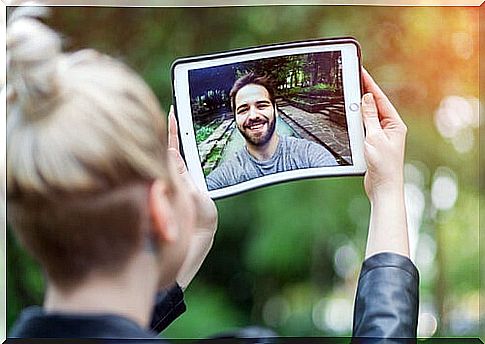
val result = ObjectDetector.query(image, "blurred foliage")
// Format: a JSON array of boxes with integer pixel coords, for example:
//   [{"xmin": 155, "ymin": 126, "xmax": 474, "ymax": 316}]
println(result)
[
  {"xmin": 205, "ymin": 146, "xmax": 223, "ymax": 167},
  {"xmin": 195, "ymin": 124, "xmax": 217, "ymax": 144},
  {"xmin": 6, "ymin": 5, "xmax": 479, "ymax": 339},
  {"xmin": 288, "ymin": 83, "xmax": 338, "ymax": 95}
]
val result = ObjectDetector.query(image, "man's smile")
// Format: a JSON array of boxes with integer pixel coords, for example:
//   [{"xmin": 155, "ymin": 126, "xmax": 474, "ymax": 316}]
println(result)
[{"xmin": 245, "ymin": 119, "xmax": 268, "ymax": 133}]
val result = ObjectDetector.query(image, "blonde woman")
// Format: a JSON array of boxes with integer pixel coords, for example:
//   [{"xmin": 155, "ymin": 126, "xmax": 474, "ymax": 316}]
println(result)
[
  {"xmin": 7, "ymin": 7, "xmax": 217, "ymax": 337},
  {"xmin": 7, "ymin": 8, "xmax": 417, "ymax": 340}
]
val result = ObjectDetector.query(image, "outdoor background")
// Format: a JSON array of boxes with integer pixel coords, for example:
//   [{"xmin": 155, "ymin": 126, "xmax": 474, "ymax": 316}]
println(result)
[
  {"xmin": 6, "ymin": 6, "xmax": 480, "ymax": 339},
  {"xmin": 189, "ymin": 51, "xmax": 350, "ymax": 176}
]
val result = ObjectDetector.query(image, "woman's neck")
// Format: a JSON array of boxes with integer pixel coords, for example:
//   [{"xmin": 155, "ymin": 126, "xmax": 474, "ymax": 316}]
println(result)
[{"xmin": 44, "ymin": 253, "xmax": 159, "ymax": 328}]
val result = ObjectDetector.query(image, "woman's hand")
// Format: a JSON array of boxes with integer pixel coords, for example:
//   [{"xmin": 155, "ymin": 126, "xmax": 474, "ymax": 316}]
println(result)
[
  {"xmin": 361, "ymin": 69, "xmax": 407, "ymax": 202},
  {"xmin": 361, "ymin": 69, "xmax": 409, "ymax": 259},
  {"xmin": 167, "ymin": 106, "xmax": 218, "ymax": 290}
]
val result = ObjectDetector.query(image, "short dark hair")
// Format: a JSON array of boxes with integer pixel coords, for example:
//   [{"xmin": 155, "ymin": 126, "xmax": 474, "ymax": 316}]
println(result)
[{"xmin": 229, "ymin": 72, "xmax": 275, "ymax": 111}]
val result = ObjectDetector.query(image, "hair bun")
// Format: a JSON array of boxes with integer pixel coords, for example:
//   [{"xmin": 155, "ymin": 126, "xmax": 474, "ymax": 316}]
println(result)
[{"xmin": 7, "ymin": 6, "xmax": 62, "ymax": 119}]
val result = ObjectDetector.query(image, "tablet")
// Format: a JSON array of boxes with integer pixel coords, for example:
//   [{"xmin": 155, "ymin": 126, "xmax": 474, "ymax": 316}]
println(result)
[{"xmin": 172, "ymin": 37, "xmax": 365, "ymax": 199}]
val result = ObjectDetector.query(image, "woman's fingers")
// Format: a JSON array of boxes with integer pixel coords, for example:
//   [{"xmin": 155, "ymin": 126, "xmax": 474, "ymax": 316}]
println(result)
[
  {"xmin": 361, "ymin": 68, "xmax": 403, "ymax": 126},
  {"xmin": 167, "ymin": 105, "xmax": 188, "ymax": 175},
  {"xmin": 361, "ymin": 93, "xmax": 382, "ymax": 138},
  {"xmin": 168, "ymin": 147, "xmax": 187, "ymax": 175},
  {"xmin": 168, "ymin": 105, "xmax": 180, "ymax": 151}
]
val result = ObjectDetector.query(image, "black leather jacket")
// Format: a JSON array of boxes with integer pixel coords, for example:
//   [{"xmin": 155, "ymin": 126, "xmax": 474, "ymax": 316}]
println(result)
[
  {"xmin": 352, "ymin": 252, "xmax": 419, "ymax": 343},
  {"xmin": 10, "ymin": 253, "xmax": 418, "ymax": 341},
  {"xmin": 152, "ymin": 252, "xmax": 419, "ymax": 341}
]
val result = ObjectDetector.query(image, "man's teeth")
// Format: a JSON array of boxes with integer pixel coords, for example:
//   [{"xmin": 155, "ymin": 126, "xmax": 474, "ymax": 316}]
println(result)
[{"xmin": 249, "ymin": 123, "xmax": 265, "ymax": 129}]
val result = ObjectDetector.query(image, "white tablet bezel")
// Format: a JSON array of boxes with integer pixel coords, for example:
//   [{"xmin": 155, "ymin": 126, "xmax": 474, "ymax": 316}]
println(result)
[{"xmin": 172, "ymin": 38, "xmax": 365, "ymax": 199}]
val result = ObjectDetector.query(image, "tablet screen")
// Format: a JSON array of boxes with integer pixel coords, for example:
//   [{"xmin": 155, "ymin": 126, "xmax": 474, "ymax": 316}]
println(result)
[{"xmin": 173, "ymin": 39, "xmax": 365, "ymax": 198}]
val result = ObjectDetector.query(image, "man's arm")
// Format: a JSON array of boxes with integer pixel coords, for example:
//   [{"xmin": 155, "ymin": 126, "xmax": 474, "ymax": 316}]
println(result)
[
  {"xmin": 352, "ymin": 69, "xmax": 418, "ymax": 340},
  {"xmin": 206, "ymin": 151, "xmax": 253, "ymax": 191},
  {"xmin": 206, "ymin": 165, "xmax": 230, "ymax": 191}
]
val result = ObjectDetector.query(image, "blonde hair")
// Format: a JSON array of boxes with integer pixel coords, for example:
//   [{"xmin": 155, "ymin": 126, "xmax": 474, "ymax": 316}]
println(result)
[{"xmin": 7, "ymin": 7, "xmax": 172, "ymax": 288}]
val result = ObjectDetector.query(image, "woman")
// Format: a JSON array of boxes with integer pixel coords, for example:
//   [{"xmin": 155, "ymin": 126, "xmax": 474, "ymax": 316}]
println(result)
[{"xmin": 6, "ymin": 7, "xmax": 417, "ymax": 340}]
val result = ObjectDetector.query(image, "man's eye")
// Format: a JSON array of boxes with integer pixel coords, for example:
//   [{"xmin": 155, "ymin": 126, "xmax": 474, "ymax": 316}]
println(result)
[
  {"xmin": 257, "ymin": 104, "xmax": 269, "ymax": 109},
  {"xmin": 237, "ymin": 107, "xmax": 248, "ymax": 115}
]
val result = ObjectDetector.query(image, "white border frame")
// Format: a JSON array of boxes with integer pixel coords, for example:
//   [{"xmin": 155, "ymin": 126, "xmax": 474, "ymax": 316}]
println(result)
[
  {"xmin": 3, "ymin": 3, "xmax": 481, "ymax": 343},
  {"xmin": 173, "ymin": 41, "xmax": 365, "ymax": 199}
]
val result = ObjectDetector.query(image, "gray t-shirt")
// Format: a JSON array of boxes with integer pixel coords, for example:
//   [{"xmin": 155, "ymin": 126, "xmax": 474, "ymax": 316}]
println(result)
[{"xmin": 206, "ymin": 135, "xmax": 337, "ymax": 190}]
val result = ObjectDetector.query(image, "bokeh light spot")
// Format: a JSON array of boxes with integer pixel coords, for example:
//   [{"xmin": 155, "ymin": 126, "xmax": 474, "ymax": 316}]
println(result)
[
  {"xmin": 333, "ymin": 243, "xmax": 359, "ymax": 280},
  {"xmin": 431, "ymin": 167, "xmax": 458, "ymax": 211},
  {"xmin": 434, "ymin": 96, "xmax": 479, "ymax": 153},
  {"xmin": 262, "ymin": 294, "xmax": 290, "ymax": 328},
  {"xmin": 323, "ymin": 298, "xmax": 352, "ymax": 335},
  {"xmin": 417, "ymin": 312, "xmax": 438, "ymax": 338}
]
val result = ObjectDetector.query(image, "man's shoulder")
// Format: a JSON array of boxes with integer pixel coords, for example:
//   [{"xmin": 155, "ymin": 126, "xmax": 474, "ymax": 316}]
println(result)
[
  {"xmin": 206, "ymin": 148, "xmax": 248, "ymax": 190},
  {"xmin": 281, "ymin": 135, "xmax": 321, "ymax": 151},
  {"xmin": 281, "ymin": 135, "xmax": 309, "ymax": 144},
  {"xmin": 210, "ymin": 148, "xmax": 248, "ymax": 175},
  {"xmin": 280, "ymin": 135, "xmax": 337, "ymax": 166}
]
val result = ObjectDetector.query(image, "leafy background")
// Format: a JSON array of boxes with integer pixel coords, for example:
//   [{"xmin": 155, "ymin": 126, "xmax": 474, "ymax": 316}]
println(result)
[{"xmin": 6, "ymin": 6, "xmax": 481, "ymax": 339}]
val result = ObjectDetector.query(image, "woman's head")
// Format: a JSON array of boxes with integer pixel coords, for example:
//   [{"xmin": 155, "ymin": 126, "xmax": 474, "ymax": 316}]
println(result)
[{"xmin": 6, "ymin": 8, "xmax": 192, "ymax": 290}]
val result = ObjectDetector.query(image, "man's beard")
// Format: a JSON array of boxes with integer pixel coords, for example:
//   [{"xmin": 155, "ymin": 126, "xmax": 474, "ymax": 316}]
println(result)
[{"xmin": 238, "ymin": 115, "xmax": 276, "ymax": 147}]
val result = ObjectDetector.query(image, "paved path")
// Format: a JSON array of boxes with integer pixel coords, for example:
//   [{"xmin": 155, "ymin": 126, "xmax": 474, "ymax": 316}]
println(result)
[
  {"xmin": 198, "ymin": 115, "xmax": 235, "ymax": 167},
  {"xmin": 277, "ymin": 99, "xmax": 352, "ymax": 165}
]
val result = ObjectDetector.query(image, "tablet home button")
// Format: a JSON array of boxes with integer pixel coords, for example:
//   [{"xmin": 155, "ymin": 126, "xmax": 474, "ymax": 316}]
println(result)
[{"xmin": 349, "ymin": 103, "xmax": 360, "ymax": 112}]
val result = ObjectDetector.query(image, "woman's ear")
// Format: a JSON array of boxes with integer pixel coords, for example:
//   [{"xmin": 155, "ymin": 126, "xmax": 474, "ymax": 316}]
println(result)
[{"xmin": 148, "ymin": 180, "xmax": 178, "ymax": 243}]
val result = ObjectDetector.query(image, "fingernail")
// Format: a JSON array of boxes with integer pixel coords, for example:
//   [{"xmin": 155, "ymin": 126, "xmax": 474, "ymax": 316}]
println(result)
[{"xmin": 363, "ymin": 93, "xmax": 374, "ymax": 104}]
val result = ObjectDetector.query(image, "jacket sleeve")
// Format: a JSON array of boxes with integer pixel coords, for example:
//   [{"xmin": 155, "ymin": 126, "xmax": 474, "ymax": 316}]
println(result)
[
  {"xmin": 352, "ymin": 252, "xmax": 419, "ymax": 342},
  {"xmin": 149, "ymin": 283, "xmax": 186, "ymax": 333}
]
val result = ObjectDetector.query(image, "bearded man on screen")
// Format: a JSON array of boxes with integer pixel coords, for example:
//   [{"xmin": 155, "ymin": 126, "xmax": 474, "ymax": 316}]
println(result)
[{"xmin": 206, "ymin": 72, "xmax": 337, "ymax": 190}]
